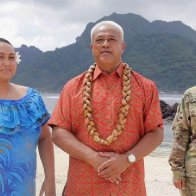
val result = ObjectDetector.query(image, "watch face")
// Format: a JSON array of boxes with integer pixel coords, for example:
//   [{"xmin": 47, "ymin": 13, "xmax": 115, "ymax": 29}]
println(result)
[{"xmin": 128, "ymin": 154, "xmax": 136, "ymax": 163}]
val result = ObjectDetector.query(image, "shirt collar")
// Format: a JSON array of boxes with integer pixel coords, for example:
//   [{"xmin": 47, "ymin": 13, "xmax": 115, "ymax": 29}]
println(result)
[{"xmin": 93, "ymin": 63, "xmax": 125, "ymax": 81}]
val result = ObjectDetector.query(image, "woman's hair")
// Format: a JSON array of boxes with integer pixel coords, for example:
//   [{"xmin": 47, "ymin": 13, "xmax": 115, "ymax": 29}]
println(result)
[{"xmin": 0, "ymin": 38, "xmax": 13, "ymax": 46}]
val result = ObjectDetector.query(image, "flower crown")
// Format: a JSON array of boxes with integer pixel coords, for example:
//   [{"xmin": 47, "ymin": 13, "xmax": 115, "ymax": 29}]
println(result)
[{"xmin": 15, "ymin": 51, "xmax": 21, "ymax": 64}]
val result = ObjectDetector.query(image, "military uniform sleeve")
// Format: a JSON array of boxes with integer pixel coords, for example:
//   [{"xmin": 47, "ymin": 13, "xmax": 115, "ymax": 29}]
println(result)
[{"xmin": 169, "ymin": 93, "xmax": 191, "ymax": 181}]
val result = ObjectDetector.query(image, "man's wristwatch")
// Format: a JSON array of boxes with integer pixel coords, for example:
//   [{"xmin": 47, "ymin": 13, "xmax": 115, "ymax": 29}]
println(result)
[{"xmin": 127, "ymin": 154, "xmax": 136, "ymax": 164}]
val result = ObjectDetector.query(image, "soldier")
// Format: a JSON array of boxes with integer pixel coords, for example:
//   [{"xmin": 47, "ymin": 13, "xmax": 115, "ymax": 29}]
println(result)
[{"xmin": 169, "ymin": 86, "xmax": 196, "ymax": 196}]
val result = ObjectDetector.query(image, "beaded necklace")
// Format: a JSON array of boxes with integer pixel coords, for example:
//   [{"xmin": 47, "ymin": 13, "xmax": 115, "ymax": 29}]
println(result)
[{"xmin": 83, "ymin": 63, "xmax": 131, "ymax": 145}]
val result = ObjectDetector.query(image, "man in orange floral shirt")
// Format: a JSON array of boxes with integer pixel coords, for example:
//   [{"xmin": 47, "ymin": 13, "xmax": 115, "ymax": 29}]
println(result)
[{"xmin": 49, "ymin": 21, "xmax": 163, "ymax": 196}]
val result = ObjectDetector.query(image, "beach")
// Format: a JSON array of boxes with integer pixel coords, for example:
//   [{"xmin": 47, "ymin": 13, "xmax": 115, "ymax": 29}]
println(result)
[
  {"xmin": 35, "ymin": 95, "xmax": 181, "ymax": 195},
  {"xmin": 36, "ymin": 145, "xmax": 179, "ymax": 196},
  {"xmin": 145, "ymin": 155, "xmax": 179, "ymax": 196}
]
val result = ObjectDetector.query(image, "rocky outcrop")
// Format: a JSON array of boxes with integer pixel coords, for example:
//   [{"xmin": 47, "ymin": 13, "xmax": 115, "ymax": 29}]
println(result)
[{"xmin": 160, "ymin": 100, "xmax": 179, "ymax": 121}]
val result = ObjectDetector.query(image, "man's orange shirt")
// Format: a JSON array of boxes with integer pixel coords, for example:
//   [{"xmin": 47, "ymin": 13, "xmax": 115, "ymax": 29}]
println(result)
[{"xmin": 49, "ymin": 63, "xmax": 163, "ymax": 196}]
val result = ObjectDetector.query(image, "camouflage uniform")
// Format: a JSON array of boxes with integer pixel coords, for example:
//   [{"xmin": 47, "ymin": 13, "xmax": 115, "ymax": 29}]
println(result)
[{"xmin": 169, "ymin": 86, "xmax": 196, "ymax": 196}]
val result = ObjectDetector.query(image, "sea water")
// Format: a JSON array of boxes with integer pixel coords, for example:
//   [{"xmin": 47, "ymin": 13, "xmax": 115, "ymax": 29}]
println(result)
[{"xmin": 42, "ymin": 93, "xmax": 182, "ymax": 157}]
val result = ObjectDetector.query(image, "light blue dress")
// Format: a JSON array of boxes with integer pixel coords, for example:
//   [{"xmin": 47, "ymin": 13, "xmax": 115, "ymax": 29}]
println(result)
[{"xmin": 0, "ymin": 88, "xmax": 50, "ymax": 196}]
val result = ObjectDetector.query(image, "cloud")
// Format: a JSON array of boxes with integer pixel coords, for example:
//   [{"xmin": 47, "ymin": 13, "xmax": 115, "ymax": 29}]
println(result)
[{"xmin": 0, "ymin": 0, "xmax": 195, "ymax": 51}]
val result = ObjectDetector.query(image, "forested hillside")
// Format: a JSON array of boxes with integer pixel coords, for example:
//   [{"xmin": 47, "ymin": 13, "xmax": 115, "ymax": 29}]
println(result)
[{"xmin": 13, "ymin": 13, "xmax": 196, "ymax": 92}]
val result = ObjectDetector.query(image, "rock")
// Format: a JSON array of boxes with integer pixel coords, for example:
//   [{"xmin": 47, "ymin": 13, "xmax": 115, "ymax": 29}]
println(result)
[{"xmin": 160, "ymin": 100, "xmax": 178, "ymax": 120}]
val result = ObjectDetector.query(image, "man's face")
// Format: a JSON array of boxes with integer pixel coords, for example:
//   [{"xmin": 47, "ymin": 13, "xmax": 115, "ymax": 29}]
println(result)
[{"xmin": 91, "ymin": 25, "xmax": 125, "ymax": 71}]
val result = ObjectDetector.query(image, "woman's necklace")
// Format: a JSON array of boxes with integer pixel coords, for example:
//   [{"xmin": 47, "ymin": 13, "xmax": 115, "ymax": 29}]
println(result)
[{"xmin": 83, "ymin": 63, "xmax": 131, "ymax": 145}]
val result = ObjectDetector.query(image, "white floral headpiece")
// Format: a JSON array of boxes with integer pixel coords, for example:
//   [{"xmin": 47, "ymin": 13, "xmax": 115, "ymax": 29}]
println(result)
[{"xmin": 15, "ymin": 51, "xmax": 21, "ymax": 64}]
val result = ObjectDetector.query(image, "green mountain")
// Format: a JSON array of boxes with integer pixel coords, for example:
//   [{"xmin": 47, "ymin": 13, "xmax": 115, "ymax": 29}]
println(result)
[{"xmin": 13, "ymin": 12, "xmax": 196, "ymax": 93}]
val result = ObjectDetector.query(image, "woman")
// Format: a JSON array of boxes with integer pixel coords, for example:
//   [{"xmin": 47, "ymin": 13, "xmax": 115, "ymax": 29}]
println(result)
[
  {"xmin": 0, "ymin": 38, "xmax": 55, "ymax": 195},
  {"xmin": 169, "ymin": 86, "xmax": 196, "ymax": 196}
]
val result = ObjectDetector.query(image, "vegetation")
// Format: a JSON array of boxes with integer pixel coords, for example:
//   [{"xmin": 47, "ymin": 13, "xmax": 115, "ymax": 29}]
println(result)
[{"xmin": 13, "ymin": 13, "xmax": 196, "ymax": 93}]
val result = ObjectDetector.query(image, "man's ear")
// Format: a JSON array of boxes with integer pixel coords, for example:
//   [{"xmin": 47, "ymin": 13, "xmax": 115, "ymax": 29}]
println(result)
[{"xmin": 121, "ymin": 42, "xmax": 126, "ymax": 53}]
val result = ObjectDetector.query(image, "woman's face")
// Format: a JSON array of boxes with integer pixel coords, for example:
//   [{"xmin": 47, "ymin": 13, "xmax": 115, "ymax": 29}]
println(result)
[{"xmin": 0, "ymin": 42, "xmax": 17, "ymax": 82}]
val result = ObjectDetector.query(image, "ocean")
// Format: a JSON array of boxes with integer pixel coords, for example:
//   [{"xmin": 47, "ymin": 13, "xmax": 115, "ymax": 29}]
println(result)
[{"xmin": 42, "ymin": 93, "xmax": 182, "ymax": 156}]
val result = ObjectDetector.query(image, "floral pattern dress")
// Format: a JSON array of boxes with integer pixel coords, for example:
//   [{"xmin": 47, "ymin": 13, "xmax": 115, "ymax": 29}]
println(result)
[{"xmin": 0, "ymin": 88, "xmax": 50, "ymax": 196}]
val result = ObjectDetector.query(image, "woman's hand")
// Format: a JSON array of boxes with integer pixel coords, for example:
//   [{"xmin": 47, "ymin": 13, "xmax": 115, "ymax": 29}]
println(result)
[{"xmin": 39, "ymin": 178, "xmax": 56, "ymax": 196}]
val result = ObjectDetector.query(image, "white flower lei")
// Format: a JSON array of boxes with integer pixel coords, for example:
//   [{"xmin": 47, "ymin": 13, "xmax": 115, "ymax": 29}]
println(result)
[{"xmin": 15, "ymin": 51, "xmax": 21, "ymax": 64}]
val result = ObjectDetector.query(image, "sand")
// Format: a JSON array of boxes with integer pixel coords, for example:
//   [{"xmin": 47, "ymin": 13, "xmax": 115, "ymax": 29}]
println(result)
[{"xmin": 36, "ymin": 146, "xmax": 180, "ymax": 196}]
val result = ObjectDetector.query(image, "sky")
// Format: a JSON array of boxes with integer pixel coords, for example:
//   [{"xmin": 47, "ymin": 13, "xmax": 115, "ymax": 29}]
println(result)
[{"xmin": 1, "ymin": 0, "xmax": 196, "ymax": 52}]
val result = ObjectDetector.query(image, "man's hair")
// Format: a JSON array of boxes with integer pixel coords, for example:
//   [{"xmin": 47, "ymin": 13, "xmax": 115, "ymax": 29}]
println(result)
[
  {"xmin": 0, "ymin": 38, "xmax": 12, "ymax": 46},
  {"xmin": 90, "ymin": 21, "xmax": 124, "ymax": 43}
]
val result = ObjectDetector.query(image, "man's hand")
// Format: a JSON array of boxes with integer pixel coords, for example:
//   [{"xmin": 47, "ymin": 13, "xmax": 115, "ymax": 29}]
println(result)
[
  {"xmin": 90, "ymin": 152, "xmax": 109, "ymax": 170},
  {"xmin": 90, "ymin": 152, "xmax": 122, "ymax": 184},
  {"xmin": 97, "ymin": 152, "xmax": 130, "ymax": 182},
  {"xmin": 173, "ymin": 179, "xmax": 185, "ymax": 189}
]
